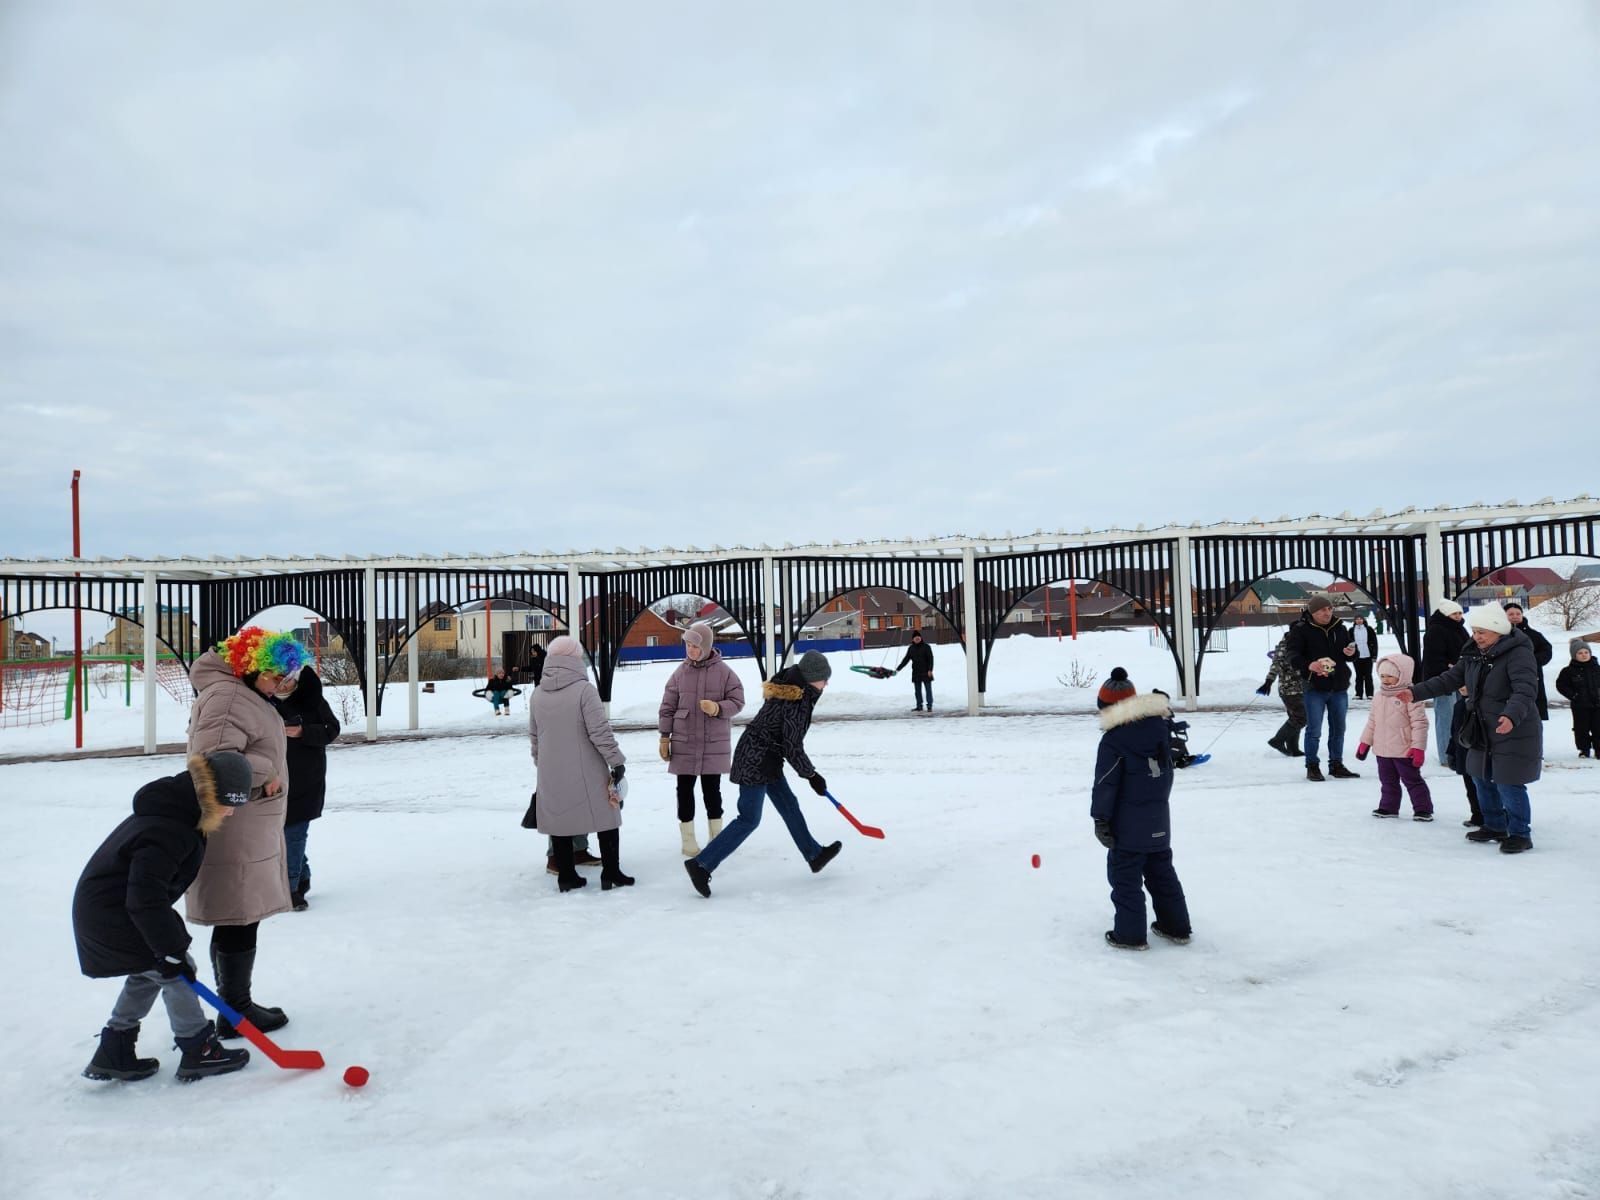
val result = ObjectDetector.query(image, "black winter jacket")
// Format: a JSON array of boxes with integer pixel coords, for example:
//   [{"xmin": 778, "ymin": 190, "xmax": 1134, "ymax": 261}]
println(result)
[
  {"xmin": 72, "ymin": 758, "xmax": 229, "ymax": 978},
  {"xmin": 1090, "ymin": 694, "xmax": 1176, "ymax": 853},
  {"xmin": 277, "ymin": 668, "xmax": 341, "ymax": 826},
  {"xmin": 1556, "ymin": 657, "xmax": 1600, "ymax": 709},
  {"xmin": 1411, "ymin": 628, "xmax": 1543, "ymax": 787},
  {"xmin": 895, "ymin": 640, "xmax": 934, "ymax": 682},
  {"xmin": 1284, "ymin": 611, "xmax": 1355, "ymax": 693},
  {"xmin": 1422, "ymin": 610, "xmax": 1470, "ymax": 679},
  {"xmin": 1511, "ymin": 622, "xmax": 1552, "ymax": 720},
  {"xmin": 729, "ymin": 667, "xmax": 821, "ymax": 785}
]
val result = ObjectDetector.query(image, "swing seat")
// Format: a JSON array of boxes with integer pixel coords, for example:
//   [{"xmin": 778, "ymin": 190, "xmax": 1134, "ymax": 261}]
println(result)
[{"xmin": 849, "ymin": 665, "xmax": 896, "ymax": 679}]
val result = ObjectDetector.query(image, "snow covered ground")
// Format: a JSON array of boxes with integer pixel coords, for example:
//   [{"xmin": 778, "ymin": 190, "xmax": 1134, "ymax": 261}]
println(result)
[{"xmin": 4, "ymin": 634, "xmax": 1599, "ymax": 1197}]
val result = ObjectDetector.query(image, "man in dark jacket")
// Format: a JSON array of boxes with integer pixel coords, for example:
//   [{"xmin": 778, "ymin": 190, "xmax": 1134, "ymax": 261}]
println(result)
[
  {"xmin": 73, "ymin": 753, "xmax": 253, "ymax": 1083},
  {"xmin": 1555, "ymin": 640, "xmax": 1600, "ymax": 756},
  {"xmin": 1421, "ymin": 600, "xmax": 1470, "ymax": 765},
  {"xmin": 1404, "ymin": 602, "xmax": 1542, "ymax": 853},
  {"xmin": 1503, "ymin": 602, "xmax": 1552, "ymax": 721},
  {"xmin": 274, "ymin": 666, "xmax": 341, "ymax": 910},
  {"xmin": 895, "ymin": 629, "xmax": 935, "ymax": 712},
  {"xmin": 1283, "ymin": 596, "xmax": 1360, "ymax": 782},
  {"xmin": 684, "ymin": 651, "xmax": 842, "ymax": 897},
  {"xmin": 1091, "ymin": 692, "xmax": 1191, "ymax": 950}
]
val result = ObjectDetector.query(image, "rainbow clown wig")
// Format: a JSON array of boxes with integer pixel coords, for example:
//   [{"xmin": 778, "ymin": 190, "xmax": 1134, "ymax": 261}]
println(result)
[{"xmin": 217, "ymin": 626, "xmax": 313, "ymax": 679}]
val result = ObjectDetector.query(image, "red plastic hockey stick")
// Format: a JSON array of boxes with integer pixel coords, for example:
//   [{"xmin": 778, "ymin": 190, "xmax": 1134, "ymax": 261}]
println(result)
[
  {"xmin": 186, "ymin": 978, "xmax": 325, "ymax": 1070},
  {"xmin": 823, "ymin": 790, "xmax": 885, "ymax": 839}
]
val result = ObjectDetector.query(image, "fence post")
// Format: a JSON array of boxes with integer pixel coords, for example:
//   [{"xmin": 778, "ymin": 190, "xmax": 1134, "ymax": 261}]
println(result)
[
  {"xmin": 407, "ymin": 573, "xmax": 420, "ymax": 732},
  {"xmin": 962, "ymin": 545, "xmax": 980, "ymax": 715},
  {"xmin": 1173, "ymin": 535, "xmax": 1198, "ymax": 711},
  {"xmin": 363, "ymin": 566, "xmax": 378, "ymax": 741},
  {"xmin": 143, "ymin": 571, "xmax": 158, "ymax": 753}
]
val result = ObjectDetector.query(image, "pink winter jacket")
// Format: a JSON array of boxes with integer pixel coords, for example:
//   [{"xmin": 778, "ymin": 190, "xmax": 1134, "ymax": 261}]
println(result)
[{"xmin": 1360, "ymin": 653, "xmax": 1430, "ymax": 758}]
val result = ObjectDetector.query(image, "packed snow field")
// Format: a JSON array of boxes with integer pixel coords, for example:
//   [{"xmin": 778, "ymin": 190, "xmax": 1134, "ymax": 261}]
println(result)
[{"xmin": 4, "ymin": 635, "xmax": 1599, "ymax": 1198}]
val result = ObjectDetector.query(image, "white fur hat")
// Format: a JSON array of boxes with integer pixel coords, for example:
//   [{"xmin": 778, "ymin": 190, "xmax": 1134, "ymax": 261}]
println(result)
[
  {"xmin": 1436, "ymin": 599, "xmax": 1464, "ymax": 617},
  {"xmin": 1469, "ymin": 602, "xmax": 1511, "ymax": 635}
]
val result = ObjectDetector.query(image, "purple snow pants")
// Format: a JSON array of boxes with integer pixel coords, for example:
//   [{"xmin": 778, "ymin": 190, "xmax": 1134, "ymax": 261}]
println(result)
[{"xmin": 1376, "ymin": 755, "xmax": 1433, "ymax": 816}]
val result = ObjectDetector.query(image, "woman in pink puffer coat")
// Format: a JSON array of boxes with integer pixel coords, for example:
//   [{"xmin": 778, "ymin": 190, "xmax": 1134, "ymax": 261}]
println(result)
[{"xmin": 1356, "ymin": 653, "xmax": 1434, "ymax": 820}]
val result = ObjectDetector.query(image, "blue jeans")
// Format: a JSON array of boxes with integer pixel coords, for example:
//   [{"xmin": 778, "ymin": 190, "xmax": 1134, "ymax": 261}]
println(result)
[
  {"xmin": 1472, "ymin": 778, "xmax": 1532, "ymax": 838},
  {"xmin": 694, "ymin": 775, "xmax": 822, "ymax": 873},
  {"xmin": 1302, "ymin": 689, "xmax": 1349, "ymax": 767},
  {"xmin": 285, "ymin": 821, "xmax": 311, "ymax": 894},
  {"xmin": 914, "ymin": 679, "xmax": 933, "ymax": 710},
  {"xmin": 1432, "ymin": 691, "xmax": 1457, "ymax": 766}
]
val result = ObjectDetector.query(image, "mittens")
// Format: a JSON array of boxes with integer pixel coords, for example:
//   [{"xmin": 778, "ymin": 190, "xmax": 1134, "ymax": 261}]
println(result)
[
  {"xmin": 1094, "ymin": 819, "xmax": 1115, "ymax": 849},
  {"xmin": 1355, "ymin": 743, "xmax": 1370, "ymax": 761},
  {"xmin": 699, "ymin": 699, "xmax": 720, "ymax": 717},
  {"xmin": 1406, "ymin": 748, "xmax": 1425, "ymax": 769},
  {"xmin": 658, "ymin": 737, "xmax": 671, "ymax": 762}
]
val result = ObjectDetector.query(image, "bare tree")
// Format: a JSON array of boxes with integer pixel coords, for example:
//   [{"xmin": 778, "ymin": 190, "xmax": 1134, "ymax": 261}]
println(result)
[{"xmin": 1542, "ymin": 573, "xmax": 1600, "ymax": 631}]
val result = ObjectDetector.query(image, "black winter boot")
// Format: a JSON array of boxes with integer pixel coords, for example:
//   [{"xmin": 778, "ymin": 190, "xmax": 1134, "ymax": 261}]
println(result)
[
  {"xmin": 213, "ymin": 948, "xmax": 289, "ymax": 1038},
  {"xmin": 598, "ymin": 829, "xmax": 635, "ymax": 890},
  {"xmin": 1267, "ymin": 724, "xmax": 1299, "ymax": 757},
  {"xmin": 1328, "ymin": 761, "xmax": 1360, "ymax": 780},
  {"xmin": 1306, "ymin": 763, "xmax": 1325, "ymax": 782},
  {"xmin": 809, "ymin": 841, "xmax": 843, "ymax": 874},
  {"xmin": 551, "ymin": 835, "xmax": 586, "ymax": 892},
  {"xmin": 684, "ymin": 858, "xmax": 712, "ymax": 897},
  {"xmin": 82, "ymin": 1025, "xmax": 160, "ymax": 1082},
  {"xmin": 175, "ymin": 1021, "xmax": 250, "ymax": 1081}
]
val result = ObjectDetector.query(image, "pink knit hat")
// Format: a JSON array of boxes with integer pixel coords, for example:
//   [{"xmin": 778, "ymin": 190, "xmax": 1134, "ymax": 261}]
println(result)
[{"xmin": 546, "ymin": 635, "xmax": 583, "ymax": 657}]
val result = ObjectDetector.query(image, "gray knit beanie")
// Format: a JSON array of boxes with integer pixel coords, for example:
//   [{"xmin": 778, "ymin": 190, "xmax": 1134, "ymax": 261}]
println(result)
[
  {"xmin": 683, "ymin": 622, "xmax": 714, "ymax": 654},
  {"xmin": 1573, "ymin": 638, "xmax": 1592, "ymax": 659},
  {"xmin": 797, "ymin": 651, "xmax": 833, "ymax": 682},
  {"xmin": 1305, "ymin": 595, "xmax": 1333, "ymax": 615}
]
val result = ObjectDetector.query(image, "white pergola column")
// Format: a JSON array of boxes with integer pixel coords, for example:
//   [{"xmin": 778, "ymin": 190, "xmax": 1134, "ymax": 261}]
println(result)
[
  {"xmin": 761, "ymin": 553, "xmax": 777, "ymax": 676},
  {"xmin": 363, "ymin": 566, "xmax": 378, "ymax": 741},
  {"xmin": 142, "ymin": 570, "xmax": 158, "ymax": 754},
  {"xmin": 1424, "ymin": 522, "xmax": 1446, "ymax": 611},
  {"xmin": 962, "ymin": 546, "xmax": 980, "ymax": 715},
  {"xmin": 1173, "ymin": 535, "xmax": 1198, "ymax": 711},
  {"xmin": 406, "ymin": 573, "xmax": 419, "ymax": 731}
]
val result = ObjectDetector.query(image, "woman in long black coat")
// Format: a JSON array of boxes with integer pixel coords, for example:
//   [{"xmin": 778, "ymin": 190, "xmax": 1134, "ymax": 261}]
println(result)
[{"xmin": 274, "ymin": 666, "xmax": 341, "ymax": 910}]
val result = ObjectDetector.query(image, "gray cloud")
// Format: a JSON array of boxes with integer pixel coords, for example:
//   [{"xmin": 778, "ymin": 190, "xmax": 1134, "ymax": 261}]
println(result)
[{"xmin": 1, "ymin": 1, "xmax": 1596, "ymax": 559}]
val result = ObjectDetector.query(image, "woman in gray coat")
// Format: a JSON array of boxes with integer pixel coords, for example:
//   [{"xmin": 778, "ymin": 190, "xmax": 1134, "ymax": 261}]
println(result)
[
  {"xmin": 658, "ymin": 622, "xmax": 746, "ymax": 857},
  {"xmin": 529, "ymin": 636, "xmax": 631, "ymax": 891},
  {"xmin": 1401, "ymin": 602, "xmax": 1542, "ymax": 854},
  {"xmin": 185, "ymin": 627, "xmax": 310, "ymax": 1036}
]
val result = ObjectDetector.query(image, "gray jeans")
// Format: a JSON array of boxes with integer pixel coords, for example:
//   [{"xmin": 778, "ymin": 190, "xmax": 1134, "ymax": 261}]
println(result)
[{"xmin": 107, "ymin": 963, "xmax": 207, "ymax": 1039}]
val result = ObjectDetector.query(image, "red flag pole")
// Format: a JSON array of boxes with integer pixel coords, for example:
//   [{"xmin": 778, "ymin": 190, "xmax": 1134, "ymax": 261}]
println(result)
[{"xmin": 71, "ymin": 470, "xmax": 84, "ymax": 749}]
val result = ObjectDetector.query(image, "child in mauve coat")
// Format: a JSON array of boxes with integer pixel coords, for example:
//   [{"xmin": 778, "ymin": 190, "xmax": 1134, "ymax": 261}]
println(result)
[{"xmin": 1355, "ymin": 653, "xmax": 1433, "ymax": 821}]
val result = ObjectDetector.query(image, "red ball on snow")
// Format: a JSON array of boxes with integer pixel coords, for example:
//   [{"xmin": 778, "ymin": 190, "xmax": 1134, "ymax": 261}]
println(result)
[
  {"xmin": 343, "ymin": 1065, "xmax": 370, "ymax": 1088},
  {"xmin": 1030, "ymin": 854, "xmax": 1041, "ymax": 869}
]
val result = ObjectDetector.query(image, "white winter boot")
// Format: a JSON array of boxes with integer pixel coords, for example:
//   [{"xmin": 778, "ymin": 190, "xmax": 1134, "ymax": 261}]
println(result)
[
  {"xmin": 679, "ymin": 821, "xmax": 701, "ymax": 857},
  {"xmin": 706, "ymin": 817, "xmax": 724, "ymax": 842}
]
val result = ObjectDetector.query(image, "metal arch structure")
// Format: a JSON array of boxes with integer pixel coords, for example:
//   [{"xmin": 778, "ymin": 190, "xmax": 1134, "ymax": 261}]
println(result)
[
  {"xmin": 6, "ymin": 496, "xmax": 1600, "ymax": 753},
  {"xmin": 973, "ymin": 541, "xmax": 1182, "ymax": 693},
  {"xmin": 0, "ymin": 574, "xmax": 202, "ymax": 664},
  {"xmin": 200, "ymin": 570, "xmax": 368, "ymax": 686},
  {"xmin": 774, "ymin": 555, "xmax": 967, "ymax": 669},
  {"xmin": 582, "ymin": 560, "xmax": 767, "ymax": 703},
  {"xmin": 371, "ymin": 566, "xmax": 569, "ymax": 710},
  {"xmin": 1189, "ymin": 534, "xmax": 1422, "ymax": 689},
  {"xmin": 1440, "ymin": 514, "xmax": 1600, "ymax": 597}
]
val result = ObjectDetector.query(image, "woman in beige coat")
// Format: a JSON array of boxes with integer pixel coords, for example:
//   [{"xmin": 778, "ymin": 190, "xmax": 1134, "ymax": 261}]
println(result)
[
  {"xmin": 185, "ymin": 627, "xmax": 310, "ymax": 1036},
  {"xmin": 529, "ymin": 636, "xmax": 631, "ymax": 892}
]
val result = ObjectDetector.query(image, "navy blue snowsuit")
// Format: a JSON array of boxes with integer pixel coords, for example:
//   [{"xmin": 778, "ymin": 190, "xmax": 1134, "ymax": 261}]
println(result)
[{"xmin": 1090, "ymin": 694, "xmax": 1191, "ymax": 945}]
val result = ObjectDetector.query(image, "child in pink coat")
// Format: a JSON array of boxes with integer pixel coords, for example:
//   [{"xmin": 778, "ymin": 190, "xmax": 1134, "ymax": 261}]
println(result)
[{"xmin": 1356, "ymin": 653, "xmax": 1434, "ymax": 820}]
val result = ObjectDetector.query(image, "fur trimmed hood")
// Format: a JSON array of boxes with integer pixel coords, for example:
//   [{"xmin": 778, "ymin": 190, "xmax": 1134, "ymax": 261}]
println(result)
[
  {"xmin": 1098, "ymin": 692, "xmax": 1173, "ymax": 730},
  {"xmin": 761, "ymin": 681, "xmax": 805, "ymax": 702},
  {"xmin": 186, "ymin": 755, "xmax": 232, "ymax": 835}
]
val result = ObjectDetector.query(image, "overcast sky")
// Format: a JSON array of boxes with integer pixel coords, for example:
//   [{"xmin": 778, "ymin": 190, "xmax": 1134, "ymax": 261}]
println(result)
[{"xmin": 2, "ymin": 1, "xmax": 1597, "ymax": 561}]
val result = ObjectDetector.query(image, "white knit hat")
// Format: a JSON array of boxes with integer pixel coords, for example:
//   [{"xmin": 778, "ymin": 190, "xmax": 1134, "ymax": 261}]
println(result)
[
  {"xmin": 1436, "ymin": 599, "xmax": 1463, "ymax": 617},
  {"xmin": 1469, "ymin": 602, "xmax": 1511, "ymax": 635}
]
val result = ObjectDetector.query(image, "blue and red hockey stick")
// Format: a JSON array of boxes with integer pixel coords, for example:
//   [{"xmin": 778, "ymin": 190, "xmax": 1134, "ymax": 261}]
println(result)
[
  {"xmin": 823, "ymin": 790, "xmax": 885, "ymax": 839},
  {"xmin": 185, "ymin": 978, "xmax": 325, "ymax": 1070}
]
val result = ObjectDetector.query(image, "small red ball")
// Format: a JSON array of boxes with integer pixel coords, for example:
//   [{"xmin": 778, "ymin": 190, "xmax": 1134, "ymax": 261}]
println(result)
[
  {"xmin": 343, "ymin": 1065, "xmax": 369, "ymax": 1087},
  {"xmin": 1030, "ymin": 854, "xmax": 1041, "ymax": 868}
]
